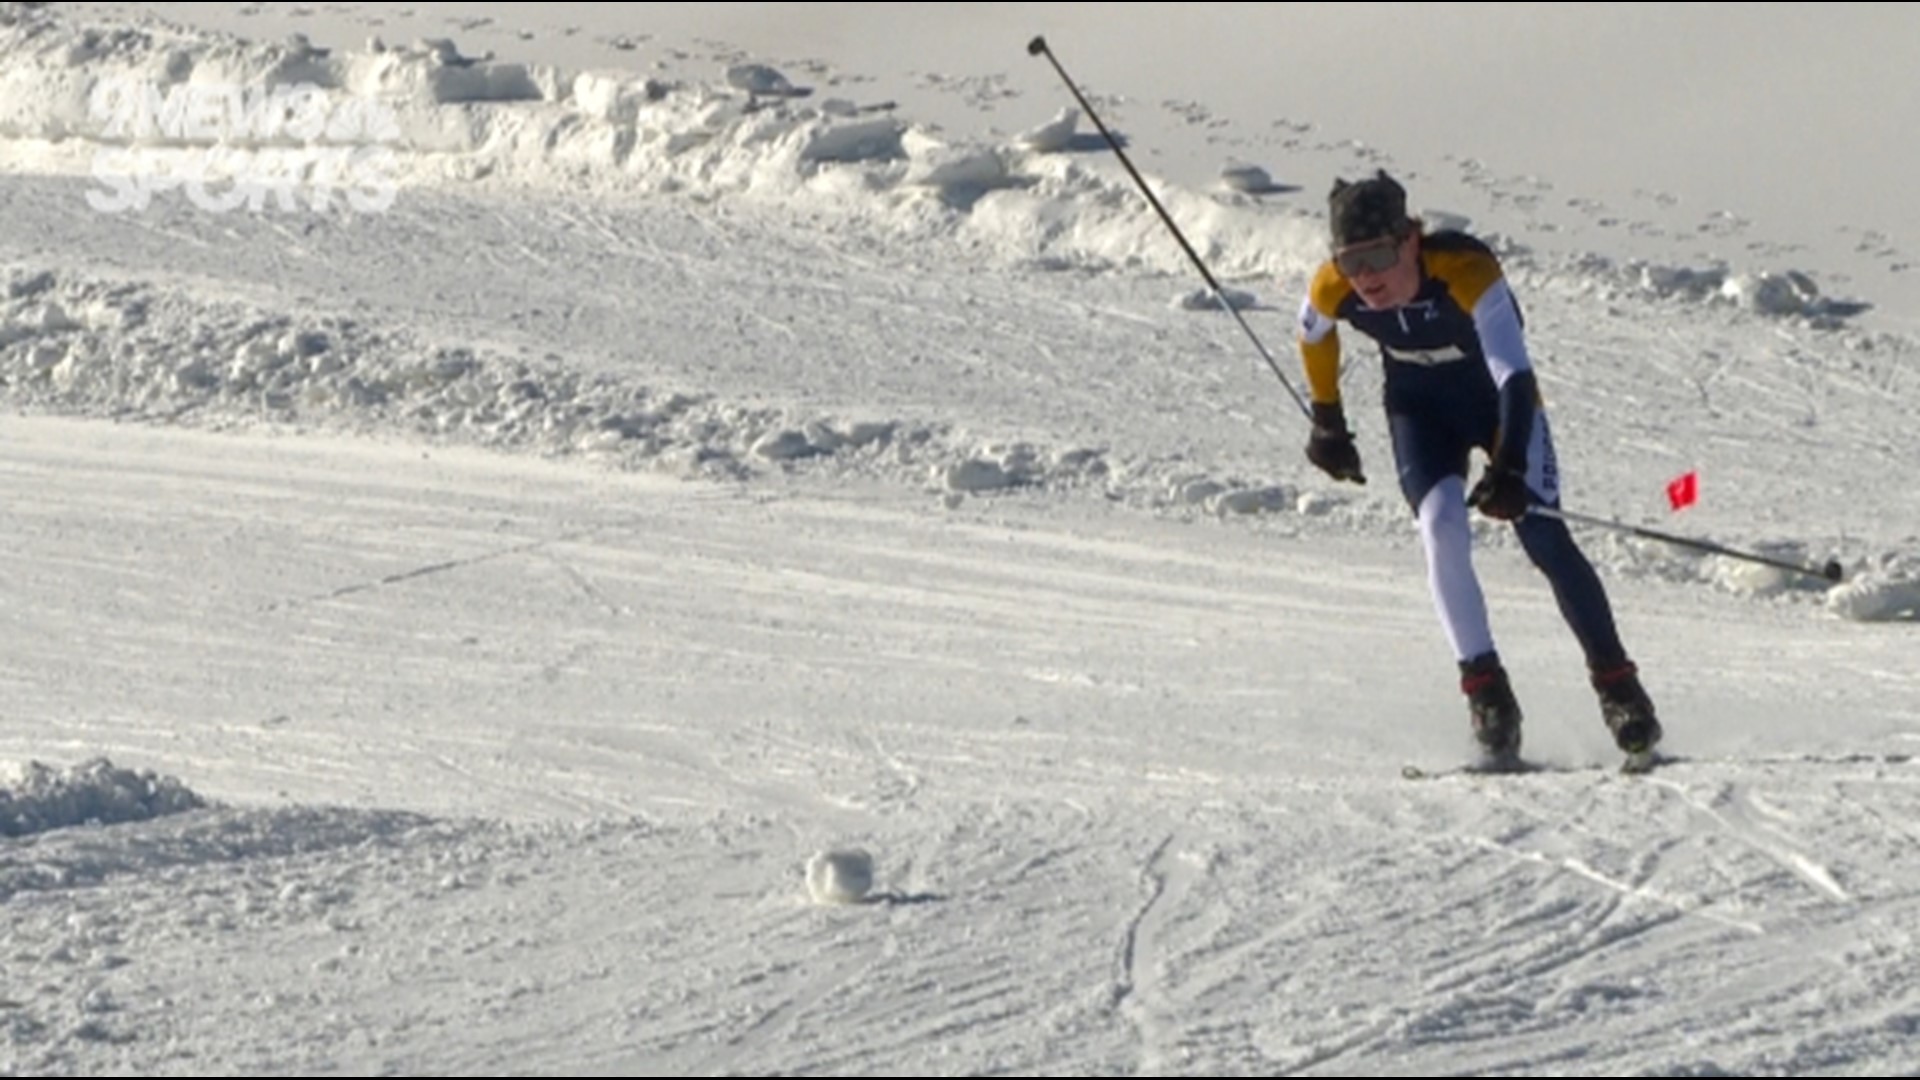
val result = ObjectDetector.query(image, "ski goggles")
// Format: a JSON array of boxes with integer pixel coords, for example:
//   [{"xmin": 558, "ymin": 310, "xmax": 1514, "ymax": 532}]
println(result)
[{"xmin": 1333, "ymin": 235, "xmax": 1404, "ymax": 276}]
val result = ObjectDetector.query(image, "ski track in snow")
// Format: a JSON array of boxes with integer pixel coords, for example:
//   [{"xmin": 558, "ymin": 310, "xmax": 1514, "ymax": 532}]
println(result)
[{"xmin": 2, "ymin": 417, "xmax": 1916, "ymax": 1074}]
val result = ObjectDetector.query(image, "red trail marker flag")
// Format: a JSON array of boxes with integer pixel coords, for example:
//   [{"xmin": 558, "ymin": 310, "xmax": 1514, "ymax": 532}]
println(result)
[{"xmin": 1666, "ymin": 470, "xmax": 1699, "ymax": 511}]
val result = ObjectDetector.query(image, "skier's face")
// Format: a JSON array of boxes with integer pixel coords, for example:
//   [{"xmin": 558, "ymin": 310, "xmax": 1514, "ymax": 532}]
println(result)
[{"xmin": 1335, "ymin": 231, "xmax": 1420, "ymax": 309}]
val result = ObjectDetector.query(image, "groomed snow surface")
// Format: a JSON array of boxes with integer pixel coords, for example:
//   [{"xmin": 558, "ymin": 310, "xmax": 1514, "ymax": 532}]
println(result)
[{"xmin": 3, "ymin": 2, "xmax": 1917, "ymax": 1075}]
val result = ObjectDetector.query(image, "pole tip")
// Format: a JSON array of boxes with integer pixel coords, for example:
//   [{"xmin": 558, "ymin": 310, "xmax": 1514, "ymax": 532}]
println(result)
[{"xmin": 1026, "ymin": 35, "xmax": 1047, "ymax": 56}]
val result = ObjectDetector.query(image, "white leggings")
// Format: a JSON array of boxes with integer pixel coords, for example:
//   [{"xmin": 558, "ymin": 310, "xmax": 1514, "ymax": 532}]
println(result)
[{"xmin": 1416, "ymin": 476, "xmax": 1494, "ymax": 662}]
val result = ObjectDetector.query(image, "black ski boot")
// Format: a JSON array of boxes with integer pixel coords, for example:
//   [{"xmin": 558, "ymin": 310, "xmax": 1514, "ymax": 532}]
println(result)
[
  {"xmin": 1592, "ymin": 661, "xmax": 1662, "ymax": 757},
  {"xmin": 1460, "ymin": 653, "xmax": 1522, "ymax": 762}
]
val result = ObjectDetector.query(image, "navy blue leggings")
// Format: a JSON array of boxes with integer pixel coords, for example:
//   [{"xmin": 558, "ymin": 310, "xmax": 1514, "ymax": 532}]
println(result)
[{"xmin": 1511, "ymin": 513, "xmax": 1628, "ymax": 671}]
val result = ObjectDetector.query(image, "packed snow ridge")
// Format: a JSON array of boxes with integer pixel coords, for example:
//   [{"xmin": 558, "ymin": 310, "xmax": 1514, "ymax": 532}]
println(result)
[
  {"xmin": 0, "ymin": 2, "xmax": 1325, "ymax": 282},
  {"xmin": 2, "ymin": 262, "xmax": 1912, "ymax": 620},
  {"xmin": 0, "ymin": 261, "xmax": 1281, "ymax": 512},
  {"xmin": 0, "ymin": 0, "xmax": 1873, "ymax": 317}
]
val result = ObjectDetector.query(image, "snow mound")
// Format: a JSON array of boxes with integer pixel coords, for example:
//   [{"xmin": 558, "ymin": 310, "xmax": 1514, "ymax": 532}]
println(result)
[
  {"xmin": 1015, "ymin": 107, "xmax": 1078, "ymax": 153},
  {"xmin": 1173, "ymin": 286, "xmax": 1259, "ymax": 311},
  {"xmin": 1551, "ymin": 257, "xmax": 1873, "ymax": 323},
  {"xmin": 805, "ymin": 847, "xmax": 874, "ymax": 904},
  {"xmin": 1825, "ymin": 568, "xmax": 1920, "ymax": 622},
  {"xmin": 1, "ymin": 757, "xmax": 206, "ymax": 838}
]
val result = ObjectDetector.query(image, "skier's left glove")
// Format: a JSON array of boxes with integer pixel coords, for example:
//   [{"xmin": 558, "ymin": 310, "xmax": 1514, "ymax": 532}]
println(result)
[{"xmin": 1468, "ymin": 464, "xmax": 1532, "ymax": 520}]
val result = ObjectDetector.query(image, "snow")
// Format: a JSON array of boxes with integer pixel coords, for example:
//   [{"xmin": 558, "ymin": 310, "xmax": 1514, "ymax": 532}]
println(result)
[{"xmin": 2, "ymin": 1, "xmax": 1918, "ymax": 1074}]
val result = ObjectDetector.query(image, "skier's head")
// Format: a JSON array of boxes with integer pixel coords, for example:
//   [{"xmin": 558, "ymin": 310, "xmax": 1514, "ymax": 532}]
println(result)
[
  {"xmin": 1328, "ymin": 169, "xmax": 1411, "ymax": 249},
  {"xmin": 1328, "ymin": 169, "xmax": 1421, "ymax": 308}
]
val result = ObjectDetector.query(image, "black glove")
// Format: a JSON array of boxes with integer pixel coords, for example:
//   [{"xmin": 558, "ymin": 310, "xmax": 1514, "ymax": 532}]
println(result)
[
  {"xmin": 1305, "ymin": 402, "xmax": 1365, "ymax": 484},
  {"xmin": 1468, "ymin": 464, "xmax": 1532, "ymax": 520}
]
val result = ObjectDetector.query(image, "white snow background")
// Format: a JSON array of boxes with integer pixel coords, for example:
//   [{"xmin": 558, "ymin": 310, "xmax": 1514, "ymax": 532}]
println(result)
[{"xmin": 3, "ymin": 2, "xmax": 1919, "ymax": 1074}]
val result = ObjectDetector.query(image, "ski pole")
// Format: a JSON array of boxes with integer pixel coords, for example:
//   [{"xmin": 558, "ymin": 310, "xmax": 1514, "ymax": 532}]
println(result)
[
  {"xmin": 1026, "ymin": 35, "xmax": 1312, "ymax": 420},
  {"xmin": 1529, "ymin": 504, "xmax": 1844, "ymax": 583}
]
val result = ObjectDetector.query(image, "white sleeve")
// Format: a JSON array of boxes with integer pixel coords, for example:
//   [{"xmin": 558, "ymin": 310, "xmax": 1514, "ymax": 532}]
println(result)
[
  {"xmin": 1471, "ymin": 277, "xmax": 1531, "ymax": 388},
  {"xmin": 1297, "ymin": 294, "xmax": 1336, "ymax": 345}
]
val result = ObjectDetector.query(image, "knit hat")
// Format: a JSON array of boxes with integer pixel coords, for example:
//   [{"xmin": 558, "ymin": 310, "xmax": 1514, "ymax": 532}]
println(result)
[{"xmin": 1329, "ymin": 170, "xmax": 1411, "ymax": 246}]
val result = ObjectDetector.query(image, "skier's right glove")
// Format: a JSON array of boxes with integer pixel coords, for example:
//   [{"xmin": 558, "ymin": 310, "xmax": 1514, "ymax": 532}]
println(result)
[{"xmin": 1305, "ymin": 401, "xmax": 1365, "ymax": 484}]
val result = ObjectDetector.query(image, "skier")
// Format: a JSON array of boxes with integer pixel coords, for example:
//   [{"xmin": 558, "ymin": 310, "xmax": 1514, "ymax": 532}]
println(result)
[{"xmin": 1292, "ymin": 168, "xmax": 1661, "ymax": 765}]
